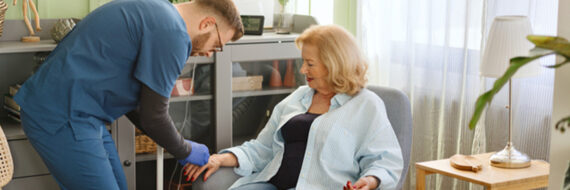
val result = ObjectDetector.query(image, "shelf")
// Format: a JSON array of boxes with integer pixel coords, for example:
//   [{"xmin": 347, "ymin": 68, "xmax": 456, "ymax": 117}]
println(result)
[
  {"xmin": 136, "ymin": 152, "xmax": 174, "ymax": 162},
  {"xmin": 186, "ymin": 56, "xmax": 214, "ymax": 65},
  {"xmin": 170, "ymin": 88, "xmax": 297, "ymax": 101},
  {"xmin": 0, "ymin": 117, "xmax": 26, "ymax": 141},
  {"xmin": 0, "ymin": 40, "xmax": 57, "ymax": 54},
  {"xmin": 0, "ymin": 40, "xmax": 214, "ymax": 66},
  {"xmin": 229, "ymin": 32, "xmax": 299, "ymax": 45},
  {"xmin": 232, "ymin": 88, "xmax": 296, "ymax": 98},
  {"xmin": 169, "ymin": 94, "xmax": 212, "ymax": 103}
]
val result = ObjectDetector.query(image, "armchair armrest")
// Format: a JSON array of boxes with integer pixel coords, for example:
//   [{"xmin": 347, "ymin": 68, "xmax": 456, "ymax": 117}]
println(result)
[{"xmin": 191, "ymin": 167, "xmax": 241, "ymax": 190}]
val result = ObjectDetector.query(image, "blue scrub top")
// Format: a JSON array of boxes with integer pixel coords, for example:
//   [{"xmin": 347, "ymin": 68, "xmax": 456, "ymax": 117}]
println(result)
[{"xmin": 15, "ymin": 0, "xmax": 191, "ymax": 136}]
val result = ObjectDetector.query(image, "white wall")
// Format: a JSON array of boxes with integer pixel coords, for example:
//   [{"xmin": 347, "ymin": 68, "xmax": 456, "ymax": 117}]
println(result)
[{"xmin": 548, "ymin": 0, "xmax": 570, "ymax": 189}]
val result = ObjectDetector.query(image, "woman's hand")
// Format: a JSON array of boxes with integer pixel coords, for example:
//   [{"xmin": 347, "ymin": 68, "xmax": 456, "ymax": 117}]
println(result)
[
  {"xmin": 342, "ymin": 176, "xmax": 380, "ymax": 190},
  {"xmin": 183, "ymin": 153, "xmax": 238, "ymax": 182}
]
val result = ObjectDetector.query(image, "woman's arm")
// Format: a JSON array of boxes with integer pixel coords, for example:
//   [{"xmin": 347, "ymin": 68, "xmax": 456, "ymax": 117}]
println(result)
[
  {"xmin": 218, "ymin": 100, "xmax": 286, "ymax": 176},
  {"xmin": 344, "ymin": 176, "xmax": 380, "ymax": 190},
  {"xmin": 356, "ymin": 99, "xmax": 403, "ymax": 190},
  {"xmin": 184, "ymin": 153, "xmax": 238, "ymax": 182}
]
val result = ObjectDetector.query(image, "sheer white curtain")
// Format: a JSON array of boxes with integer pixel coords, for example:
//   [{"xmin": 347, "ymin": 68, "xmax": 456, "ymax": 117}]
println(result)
[{"xmin": 357, "ymin": 0, "xmax": 558, "ymax": 189}]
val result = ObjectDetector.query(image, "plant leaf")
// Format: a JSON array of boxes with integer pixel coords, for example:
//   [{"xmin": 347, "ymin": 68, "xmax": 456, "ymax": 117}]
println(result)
[
  {"xmin": 555, "ymin": 116, "xmax": 570, "ymax": 133},
  {"xmin": 278, "ymin": 0, "xmax": 289, "ymax": 6},
  {"xmin": 529, "ymin": 47, "xmax": 554, "ymax": 57},
  {"xmin": 545, "ymin": 59, "xmax": 570, "ymax": 68},
  {"xmin": 527, "ymin": 35, "xmax": 570, "ymax": 58},
  {"xmin": 469, "ymin": 54, "xmax": 547, "ymax": 130}
]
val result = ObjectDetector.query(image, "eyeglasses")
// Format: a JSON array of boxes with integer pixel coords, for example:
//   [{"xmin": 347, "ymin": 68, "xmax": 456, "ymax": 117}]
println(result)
[{"xmin": 214, "ymin": 23, "xmax": 223, "ymax": 52}]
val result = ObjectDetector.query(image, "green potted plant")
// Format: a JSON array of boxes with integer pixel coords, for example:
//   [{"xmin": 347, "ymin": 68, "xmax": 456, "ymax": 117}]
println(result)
[{"xmin": 469, "ymin": 35, "xmax": 570, "ymax": 133}]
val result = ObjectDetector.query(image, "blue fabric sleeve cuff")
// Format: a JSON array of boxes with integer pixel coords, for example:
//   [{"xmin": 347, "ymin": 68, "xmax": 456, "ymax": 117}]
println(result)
[{"xmin": 219, "ymin": 147, "xmax": 253, "ymax": 176}]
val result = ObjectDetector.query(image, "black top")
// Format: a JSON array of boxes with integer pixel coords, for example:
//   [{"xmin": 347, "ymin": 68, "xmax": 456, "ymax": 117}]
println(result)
[{"xmin": 269, "ymin": 112, "xmax": 320, "ymax": 190}]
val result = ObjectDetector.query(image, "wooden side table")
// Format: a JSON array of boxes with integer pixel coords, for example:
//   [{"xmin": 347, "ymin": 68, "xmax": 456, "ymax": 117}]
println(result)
[{"xmin": 415, "ymin": 152, "xmax": 549, "ymax": 190}]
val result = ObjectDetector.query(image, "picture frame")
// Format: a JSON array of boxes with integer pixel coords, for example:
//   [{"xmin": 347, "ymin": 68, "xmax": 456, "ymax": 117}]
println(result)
[
  {"xmin": 241, "ymin": 15, "xmax": 265, "ymax": 35},
  {"xmin": 234, "ymin": 0, "xmax": 274, "ymax": 28}
]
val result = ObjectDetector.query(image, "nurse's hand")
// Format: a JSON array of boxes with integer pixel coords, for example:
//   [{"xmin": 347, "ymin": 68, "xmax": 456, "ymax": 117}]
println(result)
[{"xmin": 177, "ymin": 140, "xmax": 210, "ymax": 167}]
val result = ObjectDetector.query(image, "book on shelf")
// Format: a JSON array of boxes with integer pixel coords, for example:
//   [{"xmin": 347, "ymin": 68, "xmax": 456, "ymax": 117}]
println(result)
[
  {"xmin": 9, "ymin": 84, "xmax": 21, "ymax": 97},
  {"xmin": 170, "ymin": 78, "xmax": 194, "ymax": 97},
  {"xmin": 3, "ymin": 105, "xmax": 20, "ymax": 116},
  {"xmin": 3, "ymin": 95, "xmax": 20, "ymax": 112},
  {"xmin": 6, "ymin": 112, "xmax": 21, "ymax": 123}
]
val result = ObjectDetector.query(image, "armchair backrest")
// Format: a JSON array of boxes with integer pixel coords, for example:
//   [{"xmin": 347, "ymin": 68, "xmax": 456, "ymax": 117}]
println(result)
[{"xmin": 366, "ymin": 85, "xmax": 413, "ymax": 190}]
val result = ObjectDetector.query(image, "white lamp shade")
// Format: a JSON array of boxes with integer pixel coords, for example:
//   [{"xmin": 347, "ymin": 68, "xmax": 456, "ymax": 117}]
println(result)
[{"xmin": 480, "ymin": 16, "xmax": 542, "ymax": 78}]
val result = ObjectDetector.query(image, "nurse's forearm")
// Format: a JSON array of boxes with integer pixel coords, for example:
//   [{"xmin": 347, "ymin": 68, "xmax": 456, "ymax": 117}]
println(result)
[{"xmin": 128, "ymin": 84, "xmax": 191, "ymax": 160}]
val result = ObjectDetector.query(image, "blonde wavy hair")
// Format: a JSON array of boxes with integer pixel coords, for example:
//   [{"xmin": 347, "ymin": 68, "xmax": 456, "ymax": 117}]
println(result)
[{"xmin": 295, "ymin": 25, "xmax": 368, "ymax": 96}]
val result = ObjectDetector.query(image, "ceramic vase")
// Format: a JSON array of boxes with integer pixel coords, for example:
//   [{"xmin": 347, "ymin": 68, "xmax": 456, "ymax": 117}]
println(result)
[
  {"xmin": 269, "ymin": 60, "xmax": 283, "ymax": 87},
  {"xmin": 283, "ymin": 60, "xmax": 296, "ymax": 87}
]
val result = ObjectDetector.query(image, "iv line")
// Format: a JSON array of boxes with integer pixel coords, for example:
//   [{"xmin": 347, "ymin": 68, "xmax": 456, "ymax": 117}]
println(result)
[{"xmin": 169, "ymin": 59, "xmax": 198, "ymax": 190}]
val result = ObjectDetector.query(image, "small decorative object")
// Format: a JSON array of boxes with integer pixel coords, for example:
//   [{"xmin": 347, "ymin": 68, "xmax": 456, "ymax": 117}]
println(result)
[
  {"xmin": 273, "ymin": 0, "xmax": 293, "ymax": 34},
  {"xmin": 241, "ymin": 15, "xmax": 265, "ymax": 35},
  {"xmin": 0, "ymin": 0, "xmax": 8, "ymax": 37},
  {"xmin": 232, "ymin": 75, "xmax": 263, "ymax": 91},
  {"xmin": 170, "ymin": 78, "xmax": 194, "ymax": 97},
  {"xmin": 479, "ymin": 16, "xmax": 540, "ymax": 169},
  {"xmin": 449, "ymin": 154, "xmax": 482, "ymax": 172},
  {"xmin": 283, "ymin": 59, "xmax": 296, "ymax": 87},
  {"xmin": 269, "ymin": 60, "xmax": 283, "ymax": 87},
  {"xmin": 13, "ymin": 0, "xmax": 41, "ymax": 42},
  {"xmin": 50, "ymin": 18, "xmax": 78, "ymax": 43}
]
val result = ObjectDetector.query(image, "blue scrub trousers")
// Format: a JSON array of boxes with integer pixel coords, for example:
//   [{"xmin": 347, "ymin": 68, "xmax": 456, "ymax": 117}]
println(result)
[{"xmin": 21, "ymin": 111, "xmax": 127, "ymax": 190}]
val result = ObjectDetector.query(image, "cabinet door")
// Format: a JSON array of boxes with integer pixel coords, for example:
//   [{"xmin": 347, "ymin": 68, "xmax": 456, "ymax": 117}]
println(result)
[
  {"xmin": 215, "ymin": 42, "xmax": 304, "ymax": 150},
  {"xmin": 131, "ymin": 57, "xmax": 216, "ymax": 161},
  {"xmin": 167, "ymin": 61, "xmax": 216, "ymax": 151},
  {"xmin": 112, "ymin": 57, "xmax": 215, "ymax": 189}
]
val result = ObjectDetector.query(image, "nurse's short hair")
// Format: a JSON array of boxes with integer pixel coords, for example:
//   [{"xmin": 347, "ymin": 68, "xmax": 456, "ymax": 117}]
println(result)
[
  {"xmin": 295, "ymin": 25, "xmax": 368, "ymax": 96},
  {"xmin": 193, "ymin": 0, "xmax": 244, "ymax": 41}
]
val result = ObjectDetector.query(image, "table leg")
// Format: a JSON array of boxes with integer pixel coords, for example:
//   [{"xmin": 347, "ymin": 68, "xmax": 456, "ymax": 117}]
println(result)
[{"xmin": 416, "ymin": 168, "xmax": 429, "ymax": 190}]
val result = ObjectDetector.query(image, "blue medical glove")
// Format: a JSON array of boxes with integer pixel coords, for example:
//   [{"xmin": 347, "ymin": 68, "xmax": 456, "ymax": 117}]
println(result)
[{"xmin": 178, "ymin": 140, "xmax": 210, "ymax": 166}]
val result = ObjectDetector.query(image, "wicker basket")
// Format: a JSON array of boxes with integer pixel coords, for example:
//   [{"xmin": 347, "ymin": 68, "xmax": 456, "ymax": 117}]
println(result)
[
  {"xmin": 0, "ymin": 0, "xmax": 7, "ymax": 37},
  {"xmin": 0, "ymin": 124, "xmax": 14, "ymax": 187},
  {"xmin": 135, "ymin": 129, "xmax": 157, "ymax": 154}
]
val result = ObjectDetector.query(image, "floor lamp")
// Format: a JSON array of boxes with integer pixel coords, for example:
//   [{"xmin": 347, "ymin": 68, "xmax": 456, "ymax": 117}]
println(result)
[{"xmin": 480, "ymin": 16, "xmax": 542, "ymax": 168}]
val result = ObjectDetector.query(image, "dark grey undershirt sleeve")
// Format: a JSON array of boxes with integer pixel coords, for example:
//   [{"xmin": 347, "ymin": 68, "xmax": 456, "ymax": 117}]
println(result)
[{"xmin": 125, "ymin": 84, "xmax": 191, "ymax": 160}]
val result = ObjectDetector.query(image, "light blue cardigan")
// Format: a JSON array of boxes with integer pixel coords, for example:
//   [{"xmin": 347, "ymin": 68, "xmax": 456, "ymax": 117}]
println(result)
[{"xmin": 221, "ymin": 86, "xmax": 403, "ymax": 190}]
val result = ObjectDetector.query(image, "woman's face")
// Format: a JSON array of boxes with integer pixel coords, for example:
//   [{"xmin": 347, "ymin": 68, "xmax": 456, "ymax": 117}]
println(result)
[{"xmin": 300, "ymin": 43, "xmax": 332, "ymax": 92}]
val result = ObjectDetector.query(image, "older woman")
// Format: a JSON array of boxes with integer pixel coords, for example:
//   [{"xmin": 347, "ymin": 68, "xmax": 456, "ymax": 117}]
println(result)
[{"xmin": 184, "ymin": 25, "xmax": 403, "ymax": 190}]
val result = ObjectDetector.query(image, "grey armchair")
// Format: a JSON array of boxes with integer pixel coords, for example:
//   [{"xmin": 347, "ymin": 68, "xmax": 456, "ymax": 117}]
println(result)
[{"xmin": 192, "ymin": 85, "xmax": 413, "ymax": 190}]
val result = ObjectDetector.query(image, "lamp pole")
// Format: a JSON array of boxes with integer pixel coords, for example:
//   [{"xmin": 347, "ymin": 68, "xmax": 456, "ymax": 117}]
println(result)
[{"xmin": 489, "ymin": 79, "xmax": 531, "ymax": 168}]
